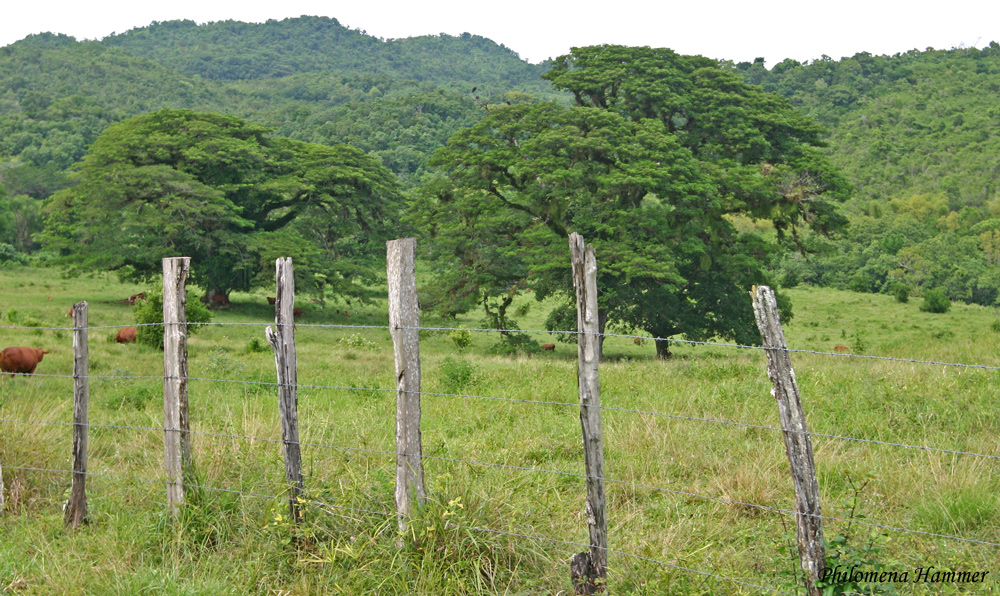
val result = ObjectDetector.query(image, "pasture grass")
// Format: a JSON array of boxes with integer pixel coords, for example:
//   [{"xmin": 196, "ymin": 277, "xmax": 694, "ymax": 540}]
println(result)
[{"xmin": 0, "ymin": 264, "xmax": 998, "ymax": 594}]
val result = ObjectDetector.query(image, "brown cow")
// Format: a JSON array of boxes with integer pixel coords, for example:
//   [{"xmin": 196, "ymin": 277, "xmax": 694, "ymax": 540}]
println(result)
[
  {"xmin": 293, "ymin": 307, "xmax": 304, "ymax": 318},
  {"xmin": 633, "ymin": 337, "xmax": 646, "ymax": 347},
  {"xmin": 834, "ymin": 345, "xmax": 851, "ymax": 353},
  {"xmin": 115, "ymin": 326, "xmax": 138, "ymax": 343},
  {"xmin": 541, "ymin": 343, "xmax": 556, "ymax": 351},
  {"xmin": 125, "ymin": 292, "xmax": 146, "ymax": 305},
  {"xmin": 0, "ymin": 347, "xmax": 49, "ymax": 376},
  {"xmin": 267, "ymin": 297, "xmax": 277, "ymax": 305}
]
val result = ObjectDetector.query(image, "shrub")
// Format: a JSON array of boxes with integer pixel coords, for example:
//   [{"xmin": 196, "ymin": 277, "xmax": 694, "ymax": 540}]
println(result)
[
  {"xmin": 919, "ymin": 288, "xmax": 951, "ymax": 313},
  {"xmin": 448, "ymin": 327, "xmax": 471, "ymax": 351},
  {"xmin": 890, "ymin": 282, "xmax": 910, "ymax": 303},
  {"xmin": 439, "ymin": 356, "xmax": 477, "ymax": 393},
  {"xmin": 133, "ymin": 292, "xmax": 213, "ymax": 349}
]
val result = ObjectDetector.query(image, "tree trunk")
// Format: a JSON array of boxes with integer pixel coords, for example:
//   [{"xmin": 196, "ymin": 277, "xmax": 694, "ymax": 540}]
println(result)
[{"xmin": 651, "ymin": 330, "xmax": 674, "ymax": 359}]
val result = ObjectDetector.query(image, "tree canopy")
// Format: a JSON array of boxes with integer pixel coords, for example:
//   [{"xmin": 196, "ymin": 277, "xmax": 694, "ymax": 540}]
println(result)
[
  {"xmin": 425, "ymin": 46, "xmax": 849, "ymax": 355},
  {"xmin": 42, "ymin": 109, "xmax": 402, "ymax": 300}
]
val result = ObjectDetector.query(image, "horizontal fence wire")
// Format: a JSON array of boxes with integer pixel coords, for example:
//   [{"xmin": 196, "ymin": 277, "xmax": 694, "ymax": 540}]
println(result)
[
  {"xmin": 5, "ymin": 319, "xmax": 1000, "ymax": 371},
  {"xmin": 8, "ymin": 370, "xmax": 1000, "ymax": 463},
  {"xmin": 3, "ymin": 416, "xmax": 998, "ymax": 548},
  {"xmin": 3, "ymin": 464, "xmax": 796, "ymax": 594}
]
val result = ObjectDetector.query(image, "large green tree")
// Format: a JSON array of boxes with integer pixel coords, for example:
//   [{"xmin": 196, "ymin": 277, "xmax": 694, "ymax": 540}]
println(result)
[
  {"xmin": 42, "ymin": 109, "xmax": 402, "ymax": 301},
  {"xmin": 428, "ymin": 46, "xmax": 849, "ymax": 356}
]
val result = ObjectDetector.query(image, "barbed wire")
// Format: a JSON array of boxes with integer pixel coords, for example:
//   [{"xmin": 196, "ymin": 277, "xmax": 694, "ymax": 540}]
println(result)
[
  {"xmin": 2, "ymin": 464, "xmax": 795, "ymax": 594},
  {"xmin": 5, "ymin": 319, "xmax": 1000, "ymax": 372},
  {"xmin": 4, "ymin": 416, "xmax": 998, "ymax": 547}
]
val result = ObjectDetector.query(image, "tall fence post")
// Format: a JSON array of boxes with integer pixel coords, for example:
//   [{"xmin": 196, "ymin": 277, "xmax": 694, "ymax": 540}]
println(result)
[
  {"xmin": 163, "ymin": 257, "xmax": 194, "ymax": 514},
  {"xmin": 265, "ymin": 257, "xmax": 304, "ymax": 525},
  {"xmin": 569, "ymin": 233, "xmax": 607, "ymax": 594},
  {"xmin": 64, "ymin": 301, "xmax": 89, "ymax": 527},
  {"xmin": 751, "ymin": 285, "xmax": 825, "ymax": 596},
  {"xmin": 386, "ymin": 238, "xmax": 426, "ymax": 537}
]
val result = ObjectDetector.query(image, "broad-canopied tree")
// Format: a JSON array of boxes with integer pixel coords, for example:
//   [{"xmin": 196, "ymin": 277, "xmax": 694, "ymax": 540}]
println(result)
[
  {"xmin": 427, "ymin": 46, "xmax": 849, "ymax": 356},
  {"xmin": 42, "ymin": 109, "xmax": 402, "ymax": 302}
]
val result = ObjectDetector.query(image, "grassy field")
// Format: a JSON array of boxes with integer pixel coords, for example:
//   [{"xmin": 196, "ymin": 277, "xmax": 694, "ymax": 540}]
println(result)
[{"xmin": 0, "ymin": 264, "xmax": 998, "ymax": 595}]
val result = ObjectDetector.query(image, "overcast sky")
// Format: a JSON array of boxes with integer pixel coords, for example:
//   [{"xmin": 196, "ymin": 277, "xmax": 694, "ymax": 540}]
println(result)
[{"xmin": 3, "ymin": 1, "xmax": 997, "ymax": 67}]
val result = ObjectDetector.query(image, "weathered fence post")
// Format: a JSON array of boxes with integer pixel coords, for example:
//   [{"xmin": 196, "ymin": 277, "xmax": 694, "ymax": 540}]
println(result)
[
  {"xmin": 265, "ymin": 257, "xmax": 304, "ymax": 525},
  {"xmin": 64, "ymin": 301, "xmax": 89, "ymax": 527},
  {"xmin": 569, "ymin": 233, "xmax": 607, "ymax": 594},
  {"xmin": 751, "ymin": 285, "xmax": 825, "ymax": 596},
  {"xmin": 163, "ymin": 257, "xmax": 194, "ymax": 514},
  {"xmin": 386, "ymin": 238, "xmax": 426, "ymax": 537}
]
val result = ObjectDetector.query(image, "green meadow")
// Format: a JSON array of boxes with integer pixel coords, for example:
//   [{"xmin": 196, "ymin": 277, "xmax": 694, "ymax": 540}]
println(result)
[{"xmin": 0, "ymin": 264, "xmax": 998, "ymax": 595}]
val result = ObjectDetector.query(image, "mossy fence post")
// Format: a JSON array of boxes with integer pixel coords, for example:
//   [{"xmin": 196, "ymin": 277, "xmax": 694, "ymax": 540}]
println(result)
[
  {"xmin": 569, "ymin": 233, "xmax": 608, "ymax": 594},
  {"xmin": 751, "ymin": 285, "xmax": 825, "ymax": 596},
  {"xmin": 163, "ymin": 257, "xmax": 194, "ymax": 515},
  {"xmin": 387, "ymin": 238, "xmax": 426, "ymax": 538},
  {"xmin": 65, "ymin": 301, "xmax": 89, "ymax": 527},
  {"xmin": 265, "ymin": 257, "xmax": 304, "ymax": 525}
]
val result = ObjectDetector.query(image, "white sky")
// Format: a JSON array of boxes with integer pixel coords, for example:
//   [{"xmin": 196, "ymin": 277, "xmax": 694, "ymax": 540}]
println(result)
[{"xmin": 2, "ymin": 1, "xmax": 997, "ymax": 67}]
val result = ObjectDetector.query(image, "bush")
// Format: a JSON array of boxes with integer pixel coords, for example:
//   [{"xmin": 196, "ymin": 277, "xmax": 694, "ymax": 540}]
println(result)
[
  {"xmin": 448, "ymin": 327, "xmax": 471, "ymax": 351},
  {"xmin": 919, "ymin": 288, "xmax": 951, "ymax": 314},
  {"xmin": 890, "ymin": 282, "xmax": 910, "ymax": 303},
  {"xmin": 133, "ymin": 292, "xmax": 213, "ymax": 349},
  {"xmin": 439, "ymin": 356, "xmax": 477, "ymax": 392}
]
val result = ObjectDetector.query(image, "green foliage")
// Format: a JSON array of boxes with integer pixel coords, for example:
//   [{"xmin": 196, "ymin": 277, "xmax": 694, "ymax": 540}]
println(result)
[
  {"xmin": 338, "ymin": 333, "xmax": 378, "ymax": 351},
  {"xmin": 243, "ymin": 337, "xmax": 270, "ymax": 354},
  {"xmin": 132, "ymin": 291, "xmax": 213, "ymax": 349},
  {"xmin": 448, "ymin": 327, "xmax": 471, "ymax": 351},
  {"xmin": 41, "ymin": 109, "xmax": 402, "ymax": 299},
  {"xmin": 919, "ymin": 288, "xmax": 951, "ymax": 313},
  {"xmin": 430, "ymin": 46, "xmax": 842, "ymax": 354},
  {"xmin": 890, "ymin": 282, "xmax": 910, "ymax": 303},
  {"xmin": 438, "ymin": 356, "xmax": 477, "ymax": 392}
]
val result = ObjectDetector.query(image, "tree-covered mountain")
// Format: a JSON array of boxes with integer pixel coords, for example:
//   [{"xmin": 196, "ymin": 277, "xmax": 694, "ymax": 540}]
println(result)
[
  {"xmin": 732, "ymin": 43, "xmax": 1000, "ymax": 305},
  {"xmin": 3, "ymin": 17, "xmax": 1000, "ymax": 310}
]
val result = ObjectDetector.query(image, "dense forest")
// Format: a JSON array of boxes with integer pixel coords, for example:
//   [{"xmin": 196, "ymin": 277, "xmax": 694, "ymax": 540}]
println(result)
[{"xmin": 2, "ymin": 16, "xmax": 1000, "ymax": 327}]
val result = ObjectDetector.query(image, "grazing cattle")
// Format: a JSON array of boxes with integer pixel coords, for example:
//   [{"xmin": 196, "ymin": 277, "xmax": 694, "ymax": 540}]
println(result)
[
  {"xmin": 125, "ymin": 292, "xmax": 146, "ymax": 305},
  {"xmin": 541, "ymin": 343, "xmax": 556, "ymax": 351},
  {"xmin": 267, "ymin": 297, "xmax": 277, "ymax": 305},
  {"xmin": 209, "ymin": 293, "xmax": 230, "ymax": 308},
  {"xmin": 293, "ymin": 307, "xmax": 304, "ymax": 318},
  {"xmin": 342, "ymin": 310, "xmax": 350, "ymax": 317},
  {"xmin": 0, "ymin": 347, "xmax": 49, "ymax": 376},
  {"xmin": 834, "ymin": 345, "xmax": 851, "ymax": 353},
  {"xmin": 633, "ymin": 337, "xmax": 646, "ymax": 347},
  {"xmin": 115, "ymin": 326, "xmax": 138, "ymax": 343},
  {"xmin": 66, "ymin": 306, "xmax": 74, "ymax": 317}
]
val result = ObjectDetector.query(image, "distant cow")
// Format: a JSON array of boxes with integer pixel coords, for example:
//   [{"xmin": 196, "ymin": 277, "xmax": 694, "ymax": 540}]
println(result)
[
  {"xmin": 125, "ymin": 292, "xmax": 146, "ymax": 305},
  {"xmin": 267, "ymin": 297, "xmax": 277, "ymax": 305},
  {"xmin": 293, "ymin": 307, "xmax": 304, "ymax": 318},
  {"xmin": 209, "ymin": 294, "xmax": 230, "ymax": 308},
  {"xmin": 633, "ymin": 337, "xmax": 646, "ymax": 347},
  {"xmin": 834, "ymin": 345, "xmax": 851, "ymax": 353},
  {"xmin": 541, "ymin": 343, "xmax": 556, "ymax": 351},
  {"xmin": 0, "ymin": 347, "xmax": 49, "ymax": 376},
  {"xmin": 66, "ymin": 306, "xmax": 74, "ymax": 317},
  {"xmin": 115, "ymin": 326, "xmax": 138, "ymax": 343}
]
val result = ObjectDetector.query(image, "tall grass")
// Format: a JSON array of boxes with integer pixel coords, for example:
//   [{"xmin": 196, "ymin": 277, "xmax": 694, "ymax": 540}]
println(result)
[{"xmin": 0, "ymin": 265, "xmax": 998, "ymax": 594}]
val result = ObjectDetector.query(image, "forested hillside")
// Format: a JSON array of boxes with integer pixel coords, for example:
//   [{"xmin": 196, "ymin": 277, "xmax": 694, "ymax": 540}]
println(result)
[
  {"xmin": 732, "ymin": 44, "xmax": 1000, "ymax": 305},
  {"xmin": 2, "ymin": 16, "xmax": 1000, "ymax": 311}
]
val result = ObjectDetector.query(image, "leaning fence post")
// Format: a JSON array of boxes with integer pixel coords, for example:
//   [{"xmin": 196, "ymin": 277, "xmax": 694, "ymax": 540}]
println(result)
[
  {"xmin": 386, "ymin": 238, "xmax": 426, "ymax": 537},
  {"xmin": 569, "ymin": 233, "xmax": 607, "ymax": 594},
  {"xmin": 163, "ymin": 257, "xmax": 194, "ymax": 514},
  {"xmin": 265, "ymin": 257, "xmax": 304, "ymax": 525},
  {"xmin": 751, "ymin": 285, "xmax": 825, "ymax": 596},
  {"xmin": 64, "ymin": 301, "xmax": 89, "ymax": 527}
]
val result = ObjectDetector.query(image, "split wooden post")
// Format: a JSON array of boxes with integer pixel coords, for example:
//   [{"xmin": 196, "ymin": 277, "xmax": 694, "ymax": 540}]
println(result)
[
  {"xmin": 386, "ymin": 238, "xmax": 426, "ymax": 536},
  {"xmin": 163, "ymin": 257, "xmax": 194, "ymax": 514},
  {"xmin": 265, "ymin": 257, "xmax": 304, "ymax": 524},
  {"xmin": 64, "ymin": 301, "xmax": 90, "ymax": 527},
  {"xmin": 569, "ymin": 233, "xmax": 607, "ymax": 594},
  {"xmin": 751, "ymin": 285, "xmax": 825, "ymax": 596}
]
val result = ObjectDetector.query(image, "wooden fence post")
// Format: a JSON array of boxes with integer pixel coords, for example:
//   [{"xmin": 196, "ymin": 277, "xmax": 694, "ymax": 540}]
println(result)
[
  {"xmin": 64, "ymin": 301, "xmax": 89, "ymax": 527},
  {"xmin": 163, "ymin": 257, "xmax": 194, "ymax": 514},
  {"xmin": 569, "ymin": 233, "xmax": 607, "ymax": 594},
  {"xmin": 751, "ymin": 285, "xmax": 825, "ymax": 596},
  {"xmin": 387, "ymin": 238, "xmax": 426, "ymax": 536},
  {"xmin": 265, "ymin": 257, "xmax": 304, "ymax": 524}
]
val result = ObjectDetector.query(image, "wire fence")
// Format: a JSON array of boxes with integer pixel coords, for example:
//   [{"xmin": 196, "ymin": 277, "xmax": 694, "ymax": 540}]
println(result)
[{"xmin": 2, "ymin": 308, "xmax": 999, "ymax": 593}]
